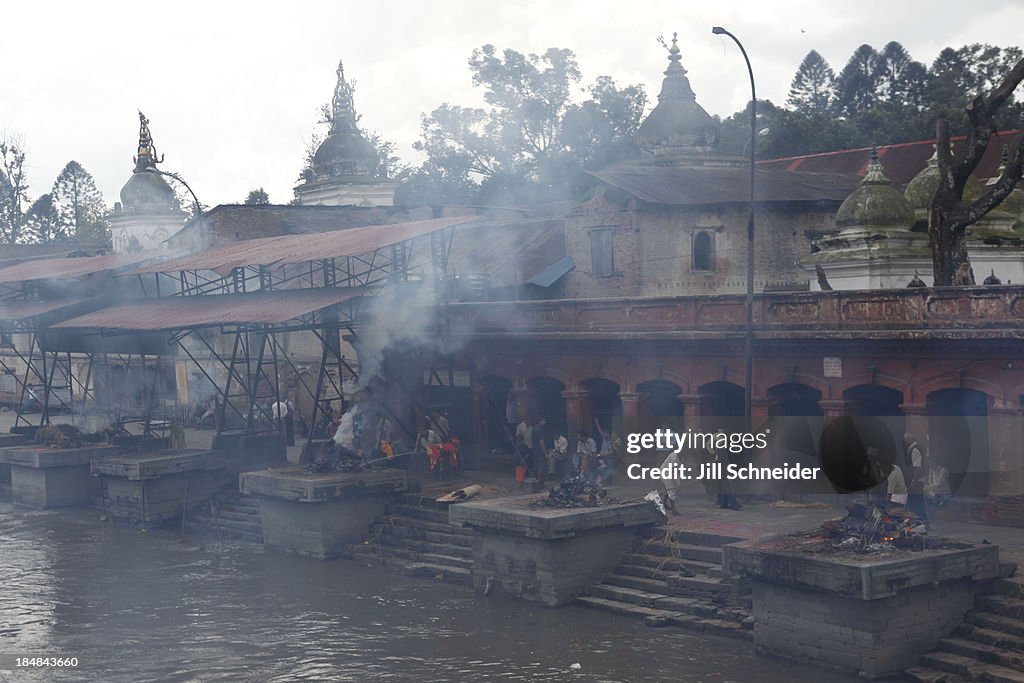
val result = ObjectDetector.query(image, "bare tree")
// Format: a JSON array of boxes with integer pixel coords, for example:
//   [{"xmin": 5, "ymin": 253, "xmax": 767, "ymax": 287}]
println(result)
[
  {"xmin": 929, "ymin": 56, "xmax": 1024, "ymax": 285},
  {"xmin": 0, "ymin": 135, "xmax": 29, "ymax": 244}
]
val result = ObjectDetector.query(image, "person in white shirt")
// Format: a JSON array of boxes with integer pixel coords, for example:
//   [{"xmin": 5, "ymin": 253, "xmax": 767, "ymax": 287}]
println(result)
[{"xmin": 574, "ymin": 430, "xmax": 597, "ymax": 475}]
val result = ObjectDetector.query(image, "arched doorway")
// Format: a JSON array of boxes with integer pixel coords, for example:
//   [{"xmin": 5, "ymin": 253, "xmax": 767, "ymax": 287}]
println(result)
[
  {"xmin": 699, "ymin": 381, "xmax": 744, "ymax": 433},
  {"xmin": 766, "ymin": 383, "xmax": 823, "ymax": 470},
  {"xmin": 637, "ymin": 380, "xmax": 684, "ymax": 418},
  {"xmin": 527, "ymin": 376, "xmax": 567, "ymax": 440},
  {"xmin": 479, "ymin": 375, "xmax": 513, "ymax": 451},
  {"xmin": 581, "ymin": 378, "xmax": 621, "ymax": 448},
  {"xmin": 927, "ymin": 388, "xmax": 989, "ymax": 497}
]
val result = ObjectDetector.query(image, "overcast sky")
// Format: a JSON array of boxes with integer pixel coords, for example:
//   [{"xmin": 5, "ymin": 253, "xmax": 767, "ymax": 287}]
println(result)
[{"xmin": 2, "ymin": 0, "xmax": 1022, "ymax": 209}]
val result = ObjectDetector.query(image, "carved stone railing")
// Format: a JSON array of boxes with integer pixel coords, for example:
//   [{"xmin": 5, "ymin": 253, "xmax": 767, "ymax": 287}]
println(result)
[{"xmin": 444, "ymin": 286, "xmax": 1024, "ymax": 340}]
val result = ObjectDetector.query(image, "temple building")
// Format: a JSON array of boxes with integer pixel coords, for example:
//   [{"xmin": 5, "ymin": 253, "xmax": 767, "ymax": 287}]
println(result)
[
  {"xmin": 107, "ymin": 113, "xmax": 188, "ymax": 254},
  {"xmin": 292, "ymin": 61, "xmax": 398, "ymax": 207}
]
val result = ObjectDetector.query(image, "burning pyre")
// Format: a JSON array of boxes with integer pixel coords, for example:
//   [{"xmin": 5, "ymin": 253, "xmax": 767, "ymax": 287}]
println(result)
[
  {"xmin": 304, "ymin": 446, "xmax": 366, "ymax": 474},
  {"xmin": 531, "ymin": 477, "xmax": 610, "ymax": 509},
  {"xmin": 820, "ymin": 502, "xmax": 928, "ymax": 552}
]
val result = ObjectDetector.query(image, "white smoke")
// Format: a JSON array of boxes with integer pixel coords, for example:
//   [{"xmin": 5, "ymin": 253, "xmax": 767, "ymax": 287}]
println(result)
[
  {"xmin": 332, "ymin": 402, "xmax": 360, "ymax": 449},
  {"xmin": 354, "ymin": 279, "xmax": 462, "ymax": 387}
]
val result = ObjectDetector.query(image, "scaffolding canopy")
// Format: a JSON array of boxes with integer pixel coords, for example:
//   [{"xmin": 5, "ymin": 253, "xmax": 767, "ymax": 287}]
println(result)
[{"xmin": 51, "ymin": 288, "xmax": 368, "ymax": 332}]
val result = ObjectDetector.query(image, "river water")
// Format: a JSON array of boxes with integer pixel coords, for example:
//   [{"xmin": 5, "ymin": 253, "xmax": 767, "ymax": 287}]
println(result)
[{"xmin": 0, "ymin": 502, "xmax": 858, "ymax": 683}]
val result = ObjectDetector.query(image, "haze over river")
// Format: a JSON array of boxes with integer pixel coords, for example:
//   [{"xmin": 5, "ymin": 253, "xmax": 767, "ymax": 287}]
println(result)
[{"xmin": 0, "ymin": 502, "xmax": 859, "ymax": 682}]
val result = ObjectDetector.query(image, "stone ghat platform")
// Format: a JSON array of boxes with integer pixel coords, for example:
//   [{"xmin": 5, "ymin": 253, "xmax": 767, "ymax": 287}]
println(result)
[
  {"xmin": 240, "ymin": 467, "xmax": 407, "ymax": 560},
  {"xmin": 723, "ymin": 535, "xmax": 1002, "ymax": 678},
  {"xmin": 91, "ymin": 449, "xmax": 230, "ymax": 526},
  {"xmin": 0, "ymin": 444, "xmax": 116, "ymax": 508},
  {"xmin": 450, "ymin": 494, "xmax": 663, "ymax": 606}
]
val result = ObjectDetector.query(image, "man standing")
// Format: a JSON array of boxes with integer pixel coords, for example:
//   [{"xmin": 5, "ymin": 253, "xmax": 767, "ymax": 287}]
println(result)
[
  {"xmin": 903, "ymin": 432, "xmax": 928, "ymax": 522},
  {"xmin": 574, "ymin": 430, "xmax": 597, "ymax": 477},
  {"xmin": 534, "ymin": 417, "xmax": 553, "ymax": 485}
]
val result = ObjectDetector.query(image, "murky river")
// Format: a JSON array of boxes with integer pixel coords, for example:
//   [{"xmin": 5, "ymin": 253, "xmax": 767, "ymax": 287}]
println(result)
[{"xmin": 0, "ymin": 502, "xmax": 859, "ymax": 682}]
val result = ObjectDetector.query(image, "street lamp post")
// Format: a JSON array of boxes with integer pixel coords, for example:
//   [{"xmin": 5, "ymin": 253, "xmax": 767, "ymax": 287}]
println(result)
[{"xmin": 712, "ymin": 25, "xmax": 756, "ymax": 420}]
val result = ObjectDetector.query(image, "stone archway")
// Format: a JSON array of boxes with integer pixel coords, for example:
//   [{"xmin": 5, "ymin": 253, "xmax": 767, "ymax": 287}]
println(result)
[
  {"xmin": 927, "ymin": 388, "xmax": 990, "ymax": 497},
  {"xmin": 637, "ymin": 379, "xmax": 684, "ymax": 417},
  {"xmin": 527, "ymin": 376, "xmax": 568, "ymax": 440},
  {"xmin": 580, "ymin": 378, "xmax": 621, "ymax": 448},
  {"xmin": 766, "ymin": 383, "xmax": 824, "ymax": 471},
  {"xmin": 479, "ymin": 374, "xmax": 514, "ymax": 451}
]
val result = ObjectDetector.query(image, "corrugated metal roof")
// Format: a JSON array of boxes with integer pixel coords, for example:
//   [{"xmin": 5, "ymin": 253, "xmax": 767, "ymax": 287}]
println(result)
[
  {"xmin": 527, "ymin": 256, "xmax": 575, "ymax": 287},
  {"xmin": 132, "ymin": 216, "xmax": 477, "ymax": 276},
  {"xmin": 0, "ymin": 252, "xmax": 169, "ymax": 285},
  {"xmin": 51, "ymin": 288, "xmax": 366, "ymax": 331},
  {"xmin": 591, "ymin": 164, "xmax": 859, "ymax": 205},
  {"xmin": 757, "ymin": 130, "xmax": 1021, "ymax": 185},
  {"xmin": 447, "ymin": 217, "xmax": 566, "ymax": 288},
  {"xmin": 0, "ymin": 298, "xmax": 97, "ymax": 324}
]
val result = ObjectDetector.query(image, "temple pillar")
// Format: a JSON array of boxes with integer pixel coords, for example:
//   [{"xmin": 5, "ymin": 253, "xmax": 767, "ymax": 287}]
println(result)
[
  {"xmin": 618, "ymin": 392, "xmax": 648, "ymax": 420},
  {"xmin": 561, "ymin": 388, "xmax": 591, "ymax": 438},
  {"xmin": 899, "ymin": 403, "xmax": 929, "ymax": 444},
  {"xmin": 818, "ymin": 399, "xmax": 852, "ymax": 419},
  {"xmin": 987, "ymin": 403, "xmax": 1024, "ymax": 496},
  {"xmin": 677, "ymin": 394, "xmax": 704, "ymax": 429}
]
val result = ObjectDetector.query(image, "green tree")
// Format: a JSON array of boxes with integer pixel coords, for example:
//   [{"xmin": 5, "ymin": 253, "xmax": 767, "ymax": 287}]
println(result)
[
  {"xmin": 833, "ymin": 44, "xmax": 880, "ymax": 117},
  {"xmin": 402, "ymin": 44, "xmax": 646, "ymax": 205},
  {"xmin": 874, "ymin": 41, "xmax": 928, "ymax": 108},
  {"xmin": 0, "ymin": 136, "xmax": 29, "ymax": 244},
  {"xmin": 787, "ymin": 50, "xmax": 835, "ymax": 114},
  {"xmin": 51, "ymin": 161, "xmax": 110, "ymax": 246},
  {"xmin": 22, "ymin": 194, "xmax": 66, "ymax": 243},
  {"xmin": 244, "ymin": 187, "xmax": 270, "ymax": 205}
]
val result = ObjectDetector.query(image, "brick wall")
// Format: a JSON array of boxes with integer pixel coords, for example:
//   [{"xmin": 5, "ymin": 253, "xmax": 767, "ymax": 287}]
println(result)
[{"xmin": 563, "ymin": 192, "xmax": 837, "ymax": 299}]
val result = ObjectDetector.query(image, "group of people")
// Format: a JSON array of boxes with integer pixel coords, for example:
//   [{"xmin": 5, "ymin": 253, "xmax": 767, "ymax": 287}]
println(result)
[
  {"xmin": 511, "ymin": 413, "xmax": 619, "ymax": 487},
  {"xmin": 413, "ymin": 409, "xmax": 460, "ymax": 478},
  {"xmin": 193, "ymin": 394, "xmax": 297, "ymax": 446}
]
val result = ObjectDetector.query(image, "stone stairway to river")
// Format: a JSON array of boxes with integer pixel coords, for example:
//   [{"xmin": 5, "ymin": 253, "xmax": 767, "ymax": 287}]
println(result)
[
  {"xmin": 907, "ymin": 572, "xmax": 1024, "ymax": 683},
  {"xmin": 350, "ymin": 492, "xmax": 473, "ymax": 587},
  {"xmin": 576, "ymin": 526, "xmax": 754, "ymax": 641},
  {"xmin": 185, "ymin": 490, "xmax": 263, "ymax": 544}
]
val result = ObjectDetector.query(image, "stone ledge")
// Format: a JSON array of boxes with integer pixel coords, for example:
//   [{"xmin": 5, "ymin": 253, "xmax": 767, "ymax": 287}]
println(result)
[
  {"xmin": 0, "ymin": 444, "xmax": 120, "ymax": 468},
  {"xmin": 723, "ymin": 536, "xmax": 1000, "ymax": 601},
  {"xmin": 449, "ymin": 494, "xmax": 662, "ymax": 540},
  {"xmin": 240, "ymin": 466, "xmax": 406, "ymax": 503}
]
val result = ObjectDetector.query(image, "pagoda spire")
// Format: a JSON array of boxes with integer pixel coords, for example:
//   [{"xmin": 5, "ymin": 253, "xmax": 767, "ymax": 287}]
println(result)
[
  {"xmin": 133, "ymin": 111, "xmax": 164, "ymax": 173},
  {"xmin": 330, "ymin": 59, "xmax": 359, "ymax": 135}
]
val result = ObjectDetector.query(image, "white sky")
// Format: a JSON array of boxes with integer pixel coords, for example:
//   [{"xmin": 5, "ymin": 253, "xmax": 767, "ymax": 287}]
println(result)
[{"xmin": 2, "ymin": 0, "xmax": 1022, "ymax": 208}]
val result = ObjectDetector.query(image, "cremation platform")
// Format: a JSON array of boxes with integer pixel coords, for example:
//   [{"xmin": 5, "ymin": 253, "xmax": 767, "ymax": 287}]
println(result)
[
  {"xmin": 91, "ymin": 449, "xmax": 229, "ymax": 526},
  {"xmin": 723, "ymin": 536, "xmax": 1001, "ymax": 677},
  {"xmin": 449, "ymin": 494, "xmax": 663, "ymax": 606},
  {"xmin": 0, "ymin": 444, "xmax": 116, "ymax": 508},
  {"xmin": 240, "ymin": 466, "xmax": 407, "ymax": 559}
]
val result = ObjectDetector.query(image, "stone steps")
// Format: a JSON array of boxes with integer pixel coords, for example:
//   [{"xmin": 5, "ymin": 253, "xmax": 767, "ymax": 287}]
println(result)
[
  {"xmin": 954, "ymin": 625, "xmax": 1024, "ymax": 654},
  {"xmin": 620, "ymin": 552, "xmax": 726, "ymax": 578},
  {"xmin": 938, "ymin": 638, "xmax": 1024, "ymax": 671},
  {"xmin": 967, "ymin": 612, "xmax": 1024, "ymax": 639},
  {"xmin": 186, "ymin": 490, "xmax": 263, "ymax": 544},
  {"xmin": 353, "ymin": 496, "xmax": 474, "ymax": 587},
  {"xmin": 633, "ymin": 539, "xmax": 723, "ymax": 564},
  {"xmin": 920, "ymin": 651, "xmax": 1024, "ymax": 683},
  {"xmin": 978, "ymin": 595, "xmax": 1024, "ymax": 620},
  {"xmin": 579, "ymin": 525, "xmax": 751, "ymax": 639},
  {"xmin": 909, "ymin": 572, "xmax": 1024, "ymax": 683}
]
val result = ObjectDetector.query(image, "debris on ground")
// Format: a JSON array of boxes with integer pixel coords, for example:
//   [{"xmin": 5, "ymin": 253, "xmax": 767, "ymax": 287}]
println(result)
[
  {"xmin": 531, "ymin": 477, "xmax": 610, "ymax": 509},
  {"xmin": 818, "ymin": 502, "xmax": 929, "ymax": 551}
]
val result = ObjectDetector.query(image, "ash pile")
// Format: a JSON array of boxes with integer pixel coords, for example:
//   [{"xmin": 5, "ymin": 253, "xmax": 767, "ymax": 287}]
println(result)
[
  {"xmin": 820, "ymin": 502, "xmax": 928, "ymax": 552},
  {"xmin": 304, "ymin": 446, "xmax": 366, "ymax": 474},
  {"xmin": 33, "ymin": 424, "xmax": 109, "ymax": 449},
  {"xmin": 531, "ymin": 477, "xmax": 611, "ymax": 509}
]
